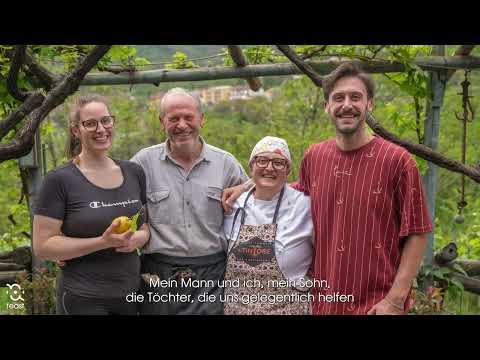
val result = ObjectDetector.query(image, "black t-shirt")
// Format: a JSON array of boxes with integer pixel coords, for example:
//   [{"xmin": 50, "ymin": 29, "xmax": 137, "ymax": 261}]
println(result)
[{"xmin": 35, "ymin": 159, "xmax": 146, "ymax": 299}]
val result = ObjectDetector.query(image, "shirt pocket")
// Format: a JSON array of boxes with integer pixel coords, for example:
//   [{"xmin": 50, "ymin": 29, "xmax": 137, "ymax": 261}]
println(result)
[
  {"xmin": 147, "ymin": 189, "xmax": 171, "ymax": 224},
  {"xmin": 205, "ymin": 186, "xmax": 223, "ymax": 227}
]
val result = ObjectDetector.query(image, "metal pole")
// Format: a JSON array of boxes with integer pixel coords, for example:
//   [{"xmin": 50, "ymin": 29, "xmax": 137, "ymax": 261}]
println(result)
[
  {"xmin": 25, "ymin": 132, "xmax": 43, "ymax": 268},
  {"xmin": 18, "ymin": 130, "xmax": 44, "ymax": 314},
  {"xmin": 423, "ymin": 45, "xmax": 447, "ymax": 265}
]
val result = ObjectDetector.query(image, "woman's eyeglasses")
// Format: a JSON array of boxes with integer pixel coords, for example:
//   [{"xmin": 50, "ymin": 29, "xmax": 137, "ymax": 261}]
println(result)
[
  {"xmin": 81, "ymin": 115, "xmax": 116, "ymax": 132},
  {"xmin": 254, "ymin": 156, "xmax": 288, "ymax": 170}
]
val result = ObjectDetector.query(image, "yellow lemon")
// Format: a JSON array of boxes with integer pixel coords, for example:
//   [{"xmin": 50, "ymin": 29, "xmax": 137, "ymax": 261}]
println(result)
[{"xmin": 113, "ymin": 216, "xmax": 132, "ymax": 234}]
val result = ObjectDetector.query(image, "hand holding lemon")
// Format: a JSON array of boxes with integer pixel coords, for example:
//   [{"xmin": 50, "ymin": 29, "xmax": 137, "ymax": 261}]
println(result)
[
  {"xmin": 102, "ymin": 210, "xmax": 141, "ymax": 249},
  {"xmin": 112, "ymin": 211, "xmax": 141, "ymax": 234}
]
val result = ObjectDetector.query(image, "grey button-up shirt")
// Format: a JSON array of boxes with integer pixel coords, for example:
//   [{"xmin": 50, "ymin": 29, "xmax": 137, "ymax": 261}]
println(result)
[{"xmin": 131, "ymin": 138, "xmax": 247, "ymax": 257}]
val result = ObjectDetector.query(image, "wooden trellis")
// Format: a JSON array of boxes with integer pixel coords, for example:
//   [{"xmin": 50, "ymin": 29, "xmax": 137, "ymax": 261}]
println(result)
[{"xmin": 11, "ymin": 45, "xmax": 480, "ymax": 301}]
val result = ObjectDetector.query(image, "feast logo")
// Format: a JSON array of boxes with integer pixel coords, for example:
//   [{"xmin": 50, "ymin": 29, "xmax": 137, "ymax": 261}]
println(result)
[
  {"xmin": 89, "ymin": 199, "xmax": 139, "ymax": 209},
  {"xmin": 5, "ymin": 283, "xmax": 25, "ymax": 311}
]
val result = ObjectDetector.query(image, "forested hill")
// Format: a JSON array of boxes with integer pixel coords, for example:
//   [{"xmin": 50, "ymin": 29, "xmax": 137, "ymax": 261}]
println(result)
[
  {"xmin": 132, "ymin": 45, "xmax": 286, "ymax": 91},
  {"xmin": 134, "ymin": 45, "xmax": 225, "ymax": 63}
]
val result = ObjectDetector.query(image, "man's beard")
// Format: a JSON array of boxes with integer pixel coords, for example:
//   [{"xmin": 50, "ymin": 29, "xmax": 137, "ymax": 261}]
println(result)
[
  {"xmin": 333, "ymin": 109, "xmax": 363, "ymax": 135},
  {"xmin": 335, "ymin": 118, "xmax": 362, "ymax": 134}
]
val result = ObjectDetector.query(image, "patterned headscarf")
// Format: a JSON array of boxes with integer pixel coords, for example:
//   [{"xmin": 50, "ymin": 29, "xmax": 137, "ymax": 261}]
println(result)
[{"xmin": 249, "ymin": 136, "xmax": 291, "ymax": 165}]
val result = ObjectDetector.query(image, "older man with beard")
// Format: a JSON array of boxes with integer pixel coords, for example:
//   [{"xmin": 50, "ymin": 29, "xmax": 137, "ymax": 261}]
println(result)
[
  {"xmin": 131, "ymin": 88, "xmax": 247, "ymax": 315},
  {"xmin": 223, "ymin": 63, "xmax": 433, "ymax": 315}
]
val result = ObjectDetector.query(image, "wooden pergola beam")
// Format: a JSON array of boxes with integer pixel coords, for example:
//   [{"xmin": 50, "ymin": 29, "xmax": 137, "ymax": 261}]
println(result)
[
  {"xmin": 451, "ymin": 273, "xmax": 480, "ymax": 295},
  {"xmin": 82, "ymin": 58, "xmax": 400, "ymax": 86},
  {"xmin": 80, "ymin": 56, "xmax": 480, "ymax": 86},
  {"xmin": 227, "ymin": 45, "xmax": 262, "ymax": 91},
  {"xmin": 0, "ymin": 270, "xmax": 27, "ymax": 287},
  {"xmin": 446, "ymin": 45, "xmax": 476, "ymax": 81},
  {"xmin": 433, "ymin": 243, "xmax": 480, "ymax": 295},
  {"xmin": 414, "ymin": 55, "xmax": 480, "ymax": 70}
]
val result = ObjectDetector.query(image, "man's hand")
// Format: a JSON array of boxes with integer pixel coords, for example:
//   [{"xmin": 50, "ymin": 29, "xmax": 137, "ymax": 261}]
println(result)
[
  {"xmin": 116, "ymin": 235, "xmax": 140, "ymax": 253},
  {"xmin": 116, "ymin": 226, "xmax": 150, "ymax": 253},
  {"xmin": 368, "ymin": 233, "xmax": 427, "ymax": 315},
  {"xmin": 222, "ymin": 184, "xmax": 247, "ymax": 214},
  {"xmin": 367, "ymin": 297, "xmax": 405, "ymax": 315}
]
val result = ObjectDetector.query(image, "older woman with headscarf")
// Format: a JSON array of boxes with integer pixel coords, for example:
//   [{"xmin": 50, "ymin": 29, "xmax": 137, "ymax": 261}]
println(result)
[{"xmin": 222, "ymin": 136, "xmax": 314, "ymax": 315}]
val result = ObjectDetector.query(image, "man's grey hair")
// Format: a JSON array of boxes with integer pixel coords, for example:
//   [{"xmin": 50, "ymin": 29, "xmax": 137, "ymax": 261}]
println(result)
[{"xmin": 159, "ymin": 87, "xmax": 203, "ymax": 118}]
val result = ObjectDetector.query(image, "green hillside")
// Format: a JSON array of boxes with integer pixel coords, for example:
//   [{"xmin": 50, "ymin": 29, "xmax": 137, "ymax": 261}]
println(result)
[
  {"xmin": 131, "ymin": 45, "xmax": 285, "ymax": 93},
  {"xmin": 134, "ymin": 45, "xmax": 225, "ymax": 64}
]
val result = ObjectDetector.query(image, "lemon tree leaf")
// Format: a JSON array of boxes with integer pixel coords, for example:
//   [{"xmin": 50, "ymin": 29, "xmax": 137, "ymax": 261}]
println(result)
[{"xmin": 129, "ymin": 211, "xmax": 140, "ymax": 232}]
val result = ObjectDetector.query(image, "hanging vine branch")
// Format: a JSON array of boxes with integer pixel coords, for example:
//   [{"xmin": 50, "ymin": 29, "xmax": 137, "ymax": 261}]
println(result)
[
  {"xmin": 0, "ymin": 92, "xmax": 45, "ymax": 140},
  {"xmin": 366, "ymin": 112, "xmax": 480, "ymax": 183},
  {"xmin": 227, "ymin": 45, "xmax": 262, "ymax": 91},
  {"xmin": 0, "ymin": 45, "xmax": 112, "ymax": 163},
  {"xmin": 7, "ymin": 45, "xmax": 29, "ymax": 102},
  {"xmin": 301, "ymin": 45, "xmax": 328, "ymax": 60},
  {"xmin": 23, "ymin": 51, "xmax": 57, "ymax": 90},
  {"xmin": 276, "ymin": 45, "xmax": 323, "ymax": 87}
]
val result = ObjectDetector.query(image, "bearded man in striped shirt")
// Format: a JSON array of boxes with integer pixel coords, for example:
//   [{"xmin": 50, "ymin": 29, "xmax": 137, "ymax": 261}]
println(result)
[{"xmin": 291, "ymin": 62, "xmax": 432, "ymax": 315}]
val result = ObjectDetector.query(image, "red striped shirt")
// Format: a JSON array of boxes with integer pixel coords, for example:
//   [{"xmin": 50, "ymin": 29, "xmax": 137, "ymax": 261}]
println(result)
[{"xmin": 293, "ymin": 136, "xmax": 432, "ymax": 315}]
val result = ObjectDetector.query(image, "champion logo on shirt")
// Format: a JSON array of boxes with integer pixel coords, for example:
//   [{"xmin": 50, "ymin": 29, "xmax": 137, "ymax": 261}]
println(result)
[{"xmin": 89, "ymin": 199, "xmax": 139, "ymax": 209}]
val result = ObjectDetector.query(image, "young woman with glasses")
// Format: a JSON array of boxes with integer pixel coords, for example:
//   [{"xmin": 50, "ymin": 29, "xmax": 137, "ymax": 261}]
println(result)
[
  {"xmin": 222, "ymin": 136, "xmax": 314, "ymax": 315},
  {"xmin": 33, "ymin": 94, "xmax": 150, "ymax": 315}
]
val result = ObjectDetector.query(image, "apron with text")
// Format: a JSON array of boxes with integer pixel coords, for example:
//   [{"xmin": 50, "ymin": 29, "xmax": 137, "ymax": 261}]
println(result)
[{"xmin": 223, "ymin": 187, "xmax": 311, "ymax": 315}]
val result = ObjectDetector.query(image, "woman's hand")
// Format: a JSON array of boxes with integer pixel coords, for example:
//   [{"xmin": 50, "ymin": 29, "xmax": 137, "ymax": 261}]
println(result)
[{"xmin": 101, "ymin": 219, "xmax": 134, "ymax": 249}]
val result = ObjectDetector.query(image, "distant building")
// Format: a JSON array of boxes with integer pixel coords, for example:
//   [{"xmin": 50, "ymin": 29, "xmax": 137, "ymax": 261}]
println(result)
[
  {"xmin": 264, "ymin": 88, "xmax": 277, "ymax": 101},
  {"xmin": 198, "ymin": 86, "xmax": 232, "ymax": 105},
  {"xmin": 148, "ymin": 84, "xmax": 277, "ymax": 110},
  {"xmin": 230, "ymin": 86, "xmax": 266, "ymax": 101}
]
